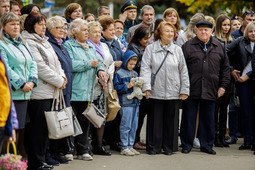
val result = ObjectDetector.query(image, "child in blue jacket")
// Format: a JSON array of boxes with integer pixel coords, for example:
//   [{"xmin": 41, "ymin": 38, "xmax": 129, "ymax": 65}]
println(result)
[{"xmin": 113, "ymin": 50, "xmax": 140, "ymax": 156}]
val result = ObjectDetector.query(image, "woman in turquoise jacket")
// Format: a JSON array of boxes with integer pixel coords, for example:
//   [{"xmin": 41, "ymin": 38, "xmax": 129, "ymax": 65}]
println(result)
[
  {"xmin": 64, "ymin": 18, "xmax": 108, "ymax": 161},
  {"xmin": 0, "ymin": 13, "xmax": 38, "ymax": 158}
]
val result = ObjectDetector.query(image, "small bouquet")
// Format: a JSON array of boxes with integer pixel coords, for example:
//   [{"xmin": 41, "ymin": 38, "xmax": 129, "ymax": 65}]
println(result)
[
  {"xmin": 0, "ymin": 141, "xmax": 27, "ymax": 170},
  {"xmin": 0, "ymin": 154, "xmax": 27, "ymax": 170}
]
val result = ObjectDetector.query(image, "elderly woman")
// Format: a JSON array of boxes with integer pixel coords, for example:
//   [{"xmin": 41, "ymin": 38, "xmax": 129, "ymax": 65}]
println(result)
[
  {"xmin": 21, "ymin": 13, "xmax": 66, "ymax": 170},
  {"xmin": 140, "ymin": 21, "xmax": 189, "ymax": 155},
  {"xmin": 162, "ymin": 8, "xmax": 183, "ymax": 42},
  {"xmin": 114, "ymin": 19, "xmax": 128, "ymax": 52},
  {"xmin": 64, "ymin": 18, "xmax": 108, "ymax": 161},
  {"xmin": 98, "ymin": 16, "xmax": 123, "ymax": 151},
  {"xmin": 227, "ymin": 22, "xmax": 255, "ymax": 151},
  {"xmin": 0, "ymin": 12, "xmax": 38, "ymax": 159},
  {"xmin": 44, "ymin": 16, "xmax": 73, "ymax": 164},
  {"xmin": 87, "ymin": 21, "xmax": 114, "ymax": 156},
  {"xmin": 64, "ymin": 3, "xmax": 83, "ymax": 27},
  {"xmin": 99, "ymin": 16, "xmax": 123, "ymax": 69}
]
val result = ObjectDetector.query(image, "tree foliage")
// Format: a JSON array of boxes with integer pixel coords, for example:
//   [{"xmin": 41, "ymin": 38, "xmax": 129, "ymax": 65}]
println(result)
[{"xmin": 177, "ymin": 0, "xmax": 255, "ymax": 16}]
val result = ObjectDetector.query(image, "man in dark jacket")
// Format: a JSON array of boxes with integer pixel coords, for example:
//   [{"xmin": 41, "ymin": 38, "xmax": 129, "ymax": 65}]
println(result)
[{"xmin": 180, "ymin": 21, "xmax": 230, "ymax": 155}]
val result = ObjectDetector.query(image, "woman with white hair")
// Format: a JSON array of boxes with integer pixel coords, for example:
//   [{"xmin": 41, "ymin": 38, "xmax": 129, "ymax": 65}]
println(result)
[
  {"xmin": 44, "ymin": 16, "xmax": 73, "ymax": 164},
  {"xmin": 0, "ymin": 12, "xmax": 37, "ymax": 160},
  {"xmin": 87, "ymin": 21, "xmax": 114, "ymax": 156},
  {"xmin": 64, "ymin": 18, "xmax": 109, "ymax": 161}
]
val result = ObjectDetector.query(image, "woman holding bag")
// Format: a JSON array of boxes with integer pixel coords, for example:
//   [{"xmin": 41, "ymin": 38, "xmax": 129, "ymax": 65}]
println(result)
[
  {"xmin": 21, "ymin": 13, "xmax": 66, "ymax": 170},
  {"xmin": 64, "ymin": 18, "xmax": 108, "ymax": 161},
  {"xmin": 87, "ymin": 21, "xmax": 114, "ymax": 156}
]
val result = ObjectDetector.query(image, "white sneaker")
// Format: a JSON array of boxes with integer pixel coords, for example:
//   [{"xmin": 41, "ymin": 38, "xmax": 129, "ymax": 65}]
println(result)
[
  {"xmin": 120, "ymin": 148, "xmax": 135, "ymax": 156},
  {"xmin": 64, "ymin": 154, "xmax": 73, "ymax": 161},
  {"xmin": 193, "ymin": 138, "xmax": 200, "ymax": 149},
  {"xmin": 77, "ymin": 153, "xmax": 93, "ymax": 161},
  {"xmin": 129, "ymin": 148, "xmax": 140, "ymax": 155}
]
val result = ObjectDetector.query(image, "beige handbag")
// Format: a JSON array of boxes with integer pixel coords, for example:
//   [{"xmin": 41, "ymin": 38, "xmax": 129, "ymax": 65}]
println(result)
[
  {"xmin": 82, "ymin": 70, "xmax": 106, "ymax": 128},
  {"xmin": 106, "ymin": 75, "xmax": 121, "ymax": 121},
  {"xmin": 45, "ymin": 90, "xmax": 74, "ymax": 139}
]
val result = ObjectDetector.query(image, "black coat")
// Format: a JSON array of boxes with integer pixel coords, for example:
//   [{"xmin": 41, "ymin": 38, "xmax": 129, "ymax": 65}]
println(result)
[
  {"xmin": 100, "ymin": 36, "xmax": 123, "ymax": 62},
  {"xmin": 45, "ymin": 29, "xmax": 73, "ymax": 107},
  {"xmin": 226, "ymin": 37, "xmax": 253, "ymax": 78},
  {"xmin": 127, "ymin": 42, "xmax": 144, "ymax": 75},
  {"xmin": 182, "ymin": 36, "xmax": 230, "ymax": 101}
]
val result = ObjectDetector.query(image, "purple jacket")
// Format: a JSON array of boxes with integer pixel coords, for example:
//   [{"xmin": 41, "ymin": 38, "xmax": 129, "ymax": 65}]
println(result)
[{"xmin": 0, "ymin": 51, "xmax": 18, "ymax": 136}]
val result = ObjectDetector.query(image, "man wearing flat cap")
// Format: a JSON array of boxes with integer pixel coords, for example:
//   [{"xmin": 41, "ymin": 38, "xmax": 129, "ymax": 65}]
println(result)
[
  {"xmin": 180, "ymin": 20, "xmax": 230, "ymax": 155},
  {"xmin": 119, "ymin": 0, "xmax": 139, "ymax": 38}
]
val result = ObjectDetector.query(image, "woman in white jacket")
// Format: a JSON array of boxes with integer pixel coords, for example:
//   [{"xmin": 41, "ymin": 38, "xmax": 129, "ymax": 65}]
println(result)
[
  {"xmin": 21, "ymin": 13, "xmax": 66, "ymax": 170},
  {"xmin": 87, "ymin": 21, "xmax": 114, "ymax": 156},
  {"xmin": 140, "ymin": 21, "xmax": 189, "ymax": 155}
]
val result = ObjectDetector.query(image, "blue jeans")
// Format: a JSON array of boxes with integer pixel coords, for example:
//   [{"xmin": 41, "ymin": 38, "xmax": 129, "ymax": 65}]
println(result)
[{"xmin": 119, "ymin": 106, "xmax": 139, "ymax": 150}]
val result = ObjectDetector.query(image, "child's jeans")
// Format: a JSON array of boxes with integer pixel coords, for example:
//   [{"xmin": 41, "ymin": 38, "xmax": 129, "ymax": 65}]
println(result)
[{"xmin": 119, "ymin": 106, "xmax": 139, "ymax": 150}]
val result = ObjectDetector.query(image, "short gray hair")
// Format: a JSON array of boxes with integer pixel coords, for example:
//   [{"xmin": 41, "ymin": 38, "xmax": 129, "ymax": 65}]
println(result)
[
  {"xmin": 244, "ymin": 22, "xmax": 255, "ymax": 39},
  {"xmin": 97, "ymin": 6, "xmax": 109, "ymax": 16},
  {"xmin": 87, "ymin": 21, "xmax": 102, "ymax": 32},
  {"xmin": 46, "ymin": 16, "xmax": 64, "ymax": 29},
  {"xmin": 140, "ymin": 5, "xmax": 154, "ymax": 16},
  {"xmin": 68, "ymin": 18, "xmax": 87, "ymax": 38}
]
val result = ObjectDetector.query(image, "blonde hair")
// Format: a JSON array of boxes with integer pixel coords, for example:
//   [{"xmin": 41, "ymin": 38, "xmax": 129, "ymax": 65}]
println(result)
[
  {"xmin": 184, "ymin": 13, "xmax": 205, "ymax": 40},
  {"xmin": 244, "ymin": 22, "xmax": 255, "ymax": 39},
  {"xmin": 67, "ymin": 18, "xmax": 87, "ymax": 38},
  {"xmin": 205, "ymin": 16, "xmax": 215, "ymax": 31},
  {"xmin": 0, "ymin": 12, "xmax": 25, "ymax": 44},
  {"xmin": 162, "ymin": 8, "xmax": 181, "ymax": 32}
]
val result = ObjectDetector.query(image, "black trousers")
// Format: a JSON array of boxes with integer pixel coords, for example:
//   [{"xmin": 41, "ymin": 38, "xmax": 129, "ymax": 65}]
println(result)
[
  {"xmin": 0, "ymin": 127, "xmax": 5, "ymax": 151},
  {"xmin": 71, "ymin": 101, "xmax": 90, "ymax": 155},
  {"xmin": 27, "ymin": 99, "xmax": 52, "ymax": 170},
  {"xmin": 146, "ymin": 99, "xmax": 179, "ymax": 153}
]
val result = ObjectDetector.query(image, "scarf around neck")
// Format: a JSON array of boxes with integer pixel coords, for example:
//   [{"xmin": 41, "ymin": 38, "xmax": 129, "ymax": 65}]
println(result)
[
  {"xmin": 76, "ymin": 39, "xmax": 89, "ymax": 51},
  {"xmin": 88, "ymin": 39, "xmax": 105, "ymax": 60}
]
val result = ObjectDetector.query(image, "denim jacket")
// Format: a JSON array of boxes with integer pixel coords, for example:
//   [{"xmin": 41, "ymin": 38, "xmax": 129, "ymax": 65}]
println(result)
[{"xmin": 113, "ymin": 50, "xmax": 140, "ymax": 107}]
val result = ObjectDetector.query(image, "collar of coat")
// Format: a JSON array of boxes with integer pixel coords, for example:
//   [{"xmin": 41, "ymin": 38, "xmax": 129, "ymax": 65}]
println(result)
[
  {"xmin": 153, "ymin": 40, "xmax": 175, "ymax": 54},
  {"xmin": 68, "ymin": 37, "xmax": 94, "ymax": 49},
  {"xmin": 191, "ymin": 36, "xmax": 220, "ymax": 47}
]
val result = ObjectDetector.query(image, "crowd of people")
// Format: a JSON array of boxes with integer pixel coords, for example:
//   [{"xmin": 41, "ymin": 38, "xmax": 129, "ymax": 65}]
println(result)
[{"xmin": 0, "ymin": 0, "xmax": 255, "ymax": 169}]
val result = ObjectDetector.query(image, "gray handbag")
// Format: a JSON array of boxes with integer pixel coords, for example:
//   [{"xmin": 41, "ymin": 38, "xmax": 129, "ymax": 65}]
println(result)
[
  {"xmin": 72, "ymin": 111, "xmax": 83, "ymax": 136},
  {"xmin": 45, "ymin": 90, "xmax": 74, "ymax": 139},
  {"xmin": 82, "ymin": 70, "xmax": 106, "ymax": 128},
  {"xmin": 151, "ymin": 51, "xmax": 169, "ymax": 87}
]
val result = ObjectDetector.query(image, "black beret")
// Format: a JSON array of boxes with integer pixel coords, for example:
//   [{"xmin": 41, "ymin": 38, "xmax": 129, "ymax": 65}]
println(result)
[{"xmin": 196, "ymin": 20, "xmax": 213, "ymax": 28}]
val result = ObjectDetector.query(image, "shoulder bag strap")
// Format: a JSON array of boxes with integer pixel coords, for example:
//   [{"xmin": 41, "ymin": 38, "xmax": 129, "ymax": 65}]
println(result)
[{"xmin": 154, "ymin": 51, "xmax": 169, "ymax": 77}]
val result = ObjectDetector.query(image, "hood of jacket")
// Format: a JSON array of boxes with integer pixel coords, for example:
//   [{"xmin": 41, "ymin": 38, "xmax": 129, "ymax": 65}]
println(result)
[
  {"xmin": 121, "ymin": 50, "xmax": 137, "ymax": 70},
  {"xmin": 21, "ymin": 30, "xmax": 49, "ymax": 43}
]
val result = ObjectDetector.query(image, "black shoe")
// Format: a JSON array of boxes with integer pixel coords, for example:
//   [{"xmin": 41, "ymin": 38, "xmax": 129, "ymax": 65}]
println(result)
[
  {"xmin": 163, "ymin": 151, "xmax": 172, "ymax": 155},
  {"xmin": 221, "ymin": 136, "xmax": 229, "ymax": 147},
  {"xmin": 214, "ymin": 136, "xmax": 223, "ymax": 147},
  {"xmin": 251, "ymin": 144, "xmax": 255, "ymax": 151},
  {"xmin": 93, "ymin": 146, "xmax": 112, "ymax": 156},
  {"xmin": 239, "ymin": 144, "xmax": 251, "ymax": 150},
  {"xmin": 52, "ymin": 155, "xmax": 69, "ymax": 164},
  {"xmin": 225, "ymin": 137, "xmax": 238, "ymax": 144},
  {"xmin": 38, "ymin": 166, "xmax": 52, "ymax": 170},
  {"xmin": 147, "ymin": 150, "xmax": 156, "ymax": 155},
  {"xmin": 200, "ymin": 148, "xmax": 216, "ymax": 155},
  {"xmin": 45, "ymin": 156, "xmax": 60, "ymax": 166},
  {"xmin": 181, "ymin": 148, "xmax": 191, "ymax": 154},
  {"xmin": 110, "ymin": 143, "xmax": 121, "ymax": 152}
]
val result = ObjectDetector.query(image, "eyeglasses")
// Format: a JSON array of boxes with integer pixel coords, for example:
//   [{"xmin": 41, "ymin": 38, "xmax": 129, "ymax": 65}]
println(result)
[{"xmin": 52, "ymin": 26, "xmax": 66, "ymax": 30}]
